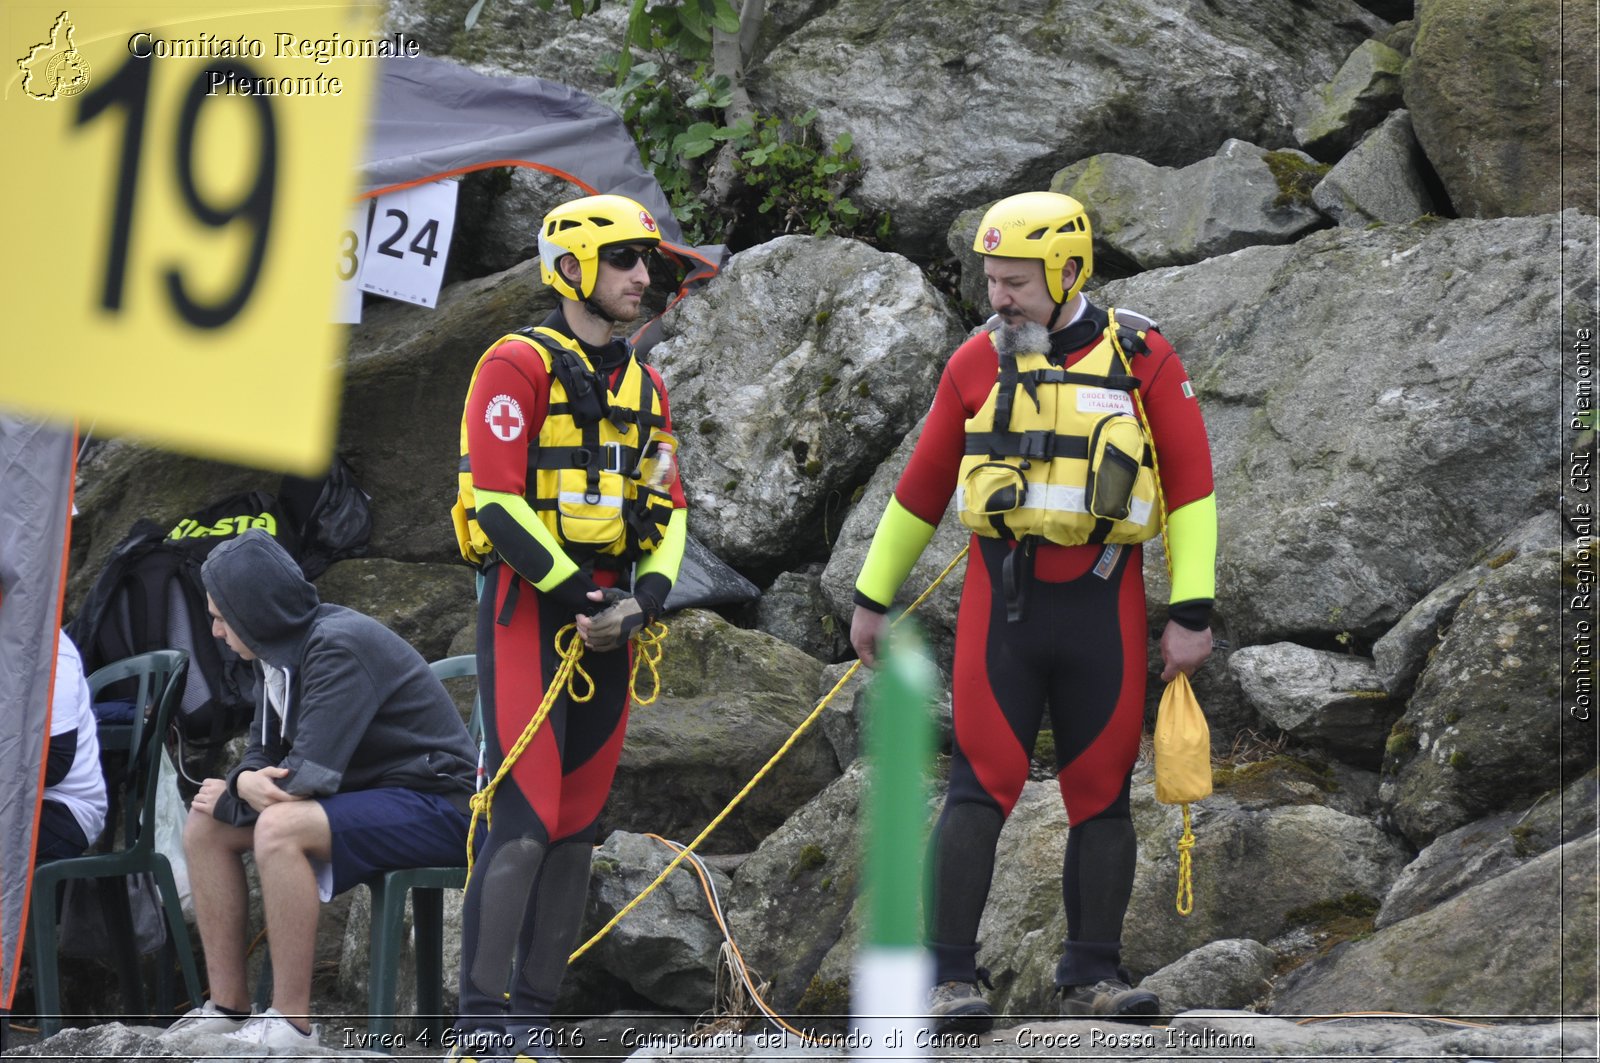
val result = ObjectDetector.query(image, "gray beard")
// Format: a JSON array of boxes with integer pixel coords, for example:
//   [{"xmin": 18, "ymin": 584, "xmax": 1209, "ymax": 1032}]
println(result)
[{"xmin": 993, "ymin": 318, "xmax": 1051, "ymax": 358}]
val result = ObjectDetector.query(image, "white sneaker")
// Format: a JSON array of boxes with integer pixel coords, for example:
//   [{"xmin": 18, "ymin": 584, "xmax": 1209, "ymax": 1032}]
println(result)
[
  {"xmin": 222, "ymin": 1007, "xmax": 321, "ymax": 1050},
  {"xmin": 160, "ymin": 999, "xmax": 251, "ymax": 1038}
]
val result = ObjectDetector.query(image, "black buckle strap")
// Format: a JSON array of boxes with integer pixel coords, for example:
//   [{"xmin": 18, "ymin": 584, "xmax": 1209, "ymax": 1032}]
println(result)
[
  {"xmin": 533, "ymin": 443, "xmax": 637, "ymax": 473},
  {"xmin": 965, "ymin": 433, "xmax": 1089, "ymax": 460}
]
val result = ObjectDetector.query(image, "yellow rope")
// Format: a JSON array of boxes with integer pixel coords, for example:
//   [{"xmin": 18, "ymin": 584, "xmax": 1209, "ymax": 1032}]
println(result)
[
  {"xmin": 569, "ymin": 544, "xmax": 970, "ymax": 963},
  {"xmin": 1175, "ymin": 803, "xmax": 1196, "ymax": 916},
  {"xmin": 629, "ymin": 621, "xmax": 669, "ymax": 706},
  {"xmin": 464, "ymin": 623, "xmax": 593, "ymax": 886}
]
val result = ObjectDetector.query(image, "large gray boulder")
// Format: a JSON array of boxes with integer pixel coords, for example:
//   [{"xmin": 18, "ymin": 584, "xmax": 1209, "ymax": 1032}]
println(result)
[
  {"xmin": 1228, "ymin": 643, "xmax": 1399, "ymax": 769},
  {"xmin": 1311, "ymin": 110, "xmax": 1439, "ymax": 226},
  {"xmin": 818, "ymin": 412, "xmax": 965, "ymax": 665},
  {"xmin": 1138, "ymin": 939, "xmax": 1278, "ymax": 1014},
  {"xmin": 653, "ymin": 236, "xmax": 962, "ymax": 575},
  {"xmin": 1376, "ymin": 769, "xmax": 1598, "ymax": 928},
  {"xmin": 750, "ymin": 563, "xmax": 850, "ymax": 663},
  {"xmin": 1273, "ymin": 831, "xmax": 1599, "ymax": 1016},
  {"xmin": 603, "ymin": 609, "xmax": 839, "ymax": 853},
  {"xmin": 1095, "ymin": 212, "xmax": 1588, "ymax": 644},
  {"xmin": 1403, "ymin": 0, "xmax": 1596, "ymax": 216},
  {"xmin": 1048, "ymin": 140, "xmax": 1328, "ymax": 274},
  {"xmin": 1120, "ymin": 788, "xmax": 1411, "ymax": 991},
  {"xmin": 750, "ymin": 0, "xmax": 1385, "ymax": 254},
  {"xmin": 575, "ymin": 831, "xmax": 733, "ymax": 1014},
  {"xmin": 1379, "ymin": 527, "xmax": 1587, "ymax": 845},
  {"xmin": 1372, "ymin": 512, "xmax": 1557, "ymax": 697},
  {"xmin": 1293, "ymin": 38, "xmax": 1407, "ymax": 161},
  {"xmin": 381, "ymin": 0, "xmax": 626, "ymax": 97},
  {"xmin": 725, "ymin": 764, "xmax": 869, "ymax": 1012}
]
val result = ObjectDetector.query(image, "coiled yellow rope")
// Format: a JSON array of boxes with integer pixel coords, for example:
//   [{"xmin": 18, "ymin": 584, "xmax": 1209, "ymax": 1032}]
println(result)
[
  {"xmin": 464, "ymin": 624, "xmax": 593, "ymax": 886},
  {"xmin": 465, "ymin": 617, "xmax": 670, "ymax": 886},
  {"xmin": 629, "ymin": 621, "xmax": 668, "ymax": 706}
]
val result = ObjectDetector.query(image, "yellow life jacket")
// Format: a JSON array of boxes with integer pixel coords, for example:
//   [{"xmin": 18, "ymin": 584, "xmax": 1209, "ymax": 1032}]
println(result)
[
  {"xmin": 452, "ymin": 327, "xmax": 675, "ymax": 565},
  {"xmin": 957, "ymin": 309, "xmax": 1163, "ymax": 546}
]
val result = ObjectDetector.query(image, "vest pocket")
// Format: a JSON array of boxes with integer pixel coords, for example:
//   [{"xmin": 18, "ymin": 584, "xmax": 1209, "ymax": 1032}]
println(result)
[
  {"xmin": 1086, "ymin": 415, "xmax": 1145, "ymax": 521},
  {"xmin": 554, "ymin": 469, "xmax": 627, "ymax": 548},
  {"xmin": 961, "ymin": 460, "xmax": 1028, "ymax": 521}
]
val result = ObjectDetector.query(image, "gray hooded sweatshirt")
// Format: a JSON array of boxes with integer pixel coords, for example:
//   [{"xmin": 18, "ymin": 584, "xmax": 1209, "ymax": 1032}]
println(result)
[{"xmin": 201, "ymin": 529, "xmax": 476, "ymax": 826}]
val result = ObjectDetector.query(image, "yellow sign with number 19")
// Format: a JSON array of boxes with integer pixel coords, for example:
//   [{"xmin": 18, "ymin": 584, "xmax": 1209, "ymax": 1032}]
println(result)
[{"xmin": 2, "ymin": 3, "xmax": 385, "ymax": 474}]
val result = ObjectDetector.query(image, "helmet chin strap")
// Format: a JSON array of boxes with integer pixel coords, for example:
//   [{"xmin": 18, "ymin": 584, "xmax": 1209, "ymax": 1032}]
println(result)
[
  {"xmin": 580, "ymin": 294, "xmax": 618, "ymax": 326},
  {"xmin": 1047, "ymin": 298, "xmax": 1067, "ymax": 331}
]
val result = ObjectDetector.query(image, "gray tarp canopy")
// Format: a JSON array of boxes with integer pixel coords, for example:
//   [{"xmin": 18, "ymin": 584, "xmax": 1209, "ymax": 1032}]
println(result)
[
  {"xmin": 0, "ymin": 417, "xmax": 74, "ymax": 1019},
  {"xmin": 362, "ymin": 56, "xmax": 723, "ymax": 291}
]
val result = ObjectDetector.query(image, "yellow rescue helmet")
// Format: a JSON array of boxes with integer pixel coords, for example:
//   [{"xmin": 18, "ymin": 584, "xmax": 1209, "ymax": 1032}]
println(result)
[
  {"xmin": 538, "ymin": 194, "xmax": 662, "ymax": 301},
  {"xmin": 973, "ymin": 191, "xmax": 1094, "ymax": 304}
]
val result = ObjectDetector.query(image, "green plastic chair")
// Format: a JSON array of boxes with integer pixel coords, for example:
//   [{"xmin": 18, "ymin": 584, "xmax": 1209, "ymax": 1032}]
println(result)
[
  {"xmin": 28, "ymin": 649, "xmax": 203, "ymax": 1036},
  {"xmin": 257, "ymin": 655, "xmax": 481, "ymax": 1034},
  {"xmin": 364, "ymin": 654, "xmax": 481, "ymax": 1036}
]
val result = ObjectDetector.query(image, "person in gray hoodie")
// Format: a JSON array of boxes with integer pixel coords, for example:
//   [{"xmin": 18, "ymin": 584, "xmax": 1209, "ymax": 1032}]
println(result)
[{"xmin": 161, "ymin": 529, "xmax": 477, "ymax": 1050}]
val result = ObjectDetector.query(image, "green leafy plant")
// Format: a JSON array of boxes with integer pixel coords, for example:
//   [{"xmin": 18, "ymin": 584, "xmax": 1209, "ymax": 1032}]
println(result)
[
  {"xmin": 601, "ymin": 66, "xmax": 884, "ymax": 246},
  {"xmin": 469, "ymin": 0, "xmax": 886, "ymax": 247}
]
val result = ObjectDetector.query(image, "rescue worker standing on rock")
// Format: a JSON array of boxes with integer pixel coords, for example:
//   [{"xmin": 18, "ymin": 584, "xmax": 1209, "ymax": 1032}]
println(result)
[
  {"xmin": 850, "ymin": 192, "xmax": 1217, "ymax": 1028},
  {"xmin": 450, "ymin": 194, "xmax": 688, "ymax": 1061}
]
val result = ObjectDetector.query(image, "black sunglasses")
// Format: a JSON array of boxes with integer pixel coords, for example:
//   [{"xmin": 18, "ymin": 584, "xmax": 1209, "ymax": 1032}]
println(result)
[{"xmin": 597, "ymin": 246, "xmax": 654, "ymax": 270}]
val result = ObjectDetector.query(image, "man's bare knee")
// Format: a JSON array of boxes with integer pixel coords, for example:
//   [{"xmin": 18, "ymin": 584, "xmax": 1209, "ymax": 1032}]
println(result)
[
  {"xmin": 185, "ymin": 804, "xmax": 251, "ymax": 857},
  {"xmin": 254, "ymin": 802, "xmax": 329, "ymax": 861}
]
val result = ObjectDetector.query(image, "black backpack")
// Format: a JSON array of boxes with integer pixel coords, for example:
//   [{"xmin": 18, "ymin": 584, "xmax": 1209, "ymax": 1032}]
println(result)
[
  {"xmin": 68, "ymin": 491, "xmax": 295, "ymax": 778},
  {"xmin": 275, "ymin": 454, "xmax": 373, "ymax": 580}
]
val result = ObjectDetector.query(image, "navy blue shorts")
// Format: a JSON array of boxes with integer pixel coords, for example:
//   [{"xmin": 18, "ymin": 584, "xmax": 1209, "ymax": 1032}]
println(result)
[{"xmin": 320, "ymin": 788, "xmax": 471, "ymax": 897}]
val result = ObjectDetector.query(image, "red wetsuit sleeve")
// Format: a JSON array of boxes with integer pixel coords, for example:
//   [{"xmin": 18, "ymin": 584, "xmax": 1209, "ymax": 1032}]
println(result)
[
  {"xmin": 1131, "ymin": 330, "xmax": 1214, "ymax": 510},
  {"xmin": 465, "ymin": 341, "xmax": 551, "ymax": 494},
  {"xmin": 894, "ymin": 332, "xmax": 998, "ymax": 522}
]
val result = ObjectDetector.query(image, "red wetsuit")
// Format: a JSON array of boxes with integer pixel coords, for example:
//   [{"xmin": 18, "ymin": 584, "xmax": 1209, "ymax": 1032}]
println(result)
[
  {"xmin": 457, "ymin": 308, "xmax": 687, "ymax": 1042},
  {"xmin": 857, "ymin": 300, "xmax": 1215, "ymax": 990}
]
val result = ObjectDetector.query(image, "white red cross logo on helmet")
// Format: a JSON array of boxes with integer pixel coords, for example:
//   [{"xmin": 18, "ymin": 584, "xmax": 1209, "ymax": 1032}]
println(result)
[
  {"xmin": 639, "ymin": 210, "xmax": 657, "ymax": 233},
  {"xmin": 485, "ymin": 394, "xmax": 525, "ymax": 442},
  {"xmin": 982, "ymin": 227, "xmax": 1002, "ymax": 252}
]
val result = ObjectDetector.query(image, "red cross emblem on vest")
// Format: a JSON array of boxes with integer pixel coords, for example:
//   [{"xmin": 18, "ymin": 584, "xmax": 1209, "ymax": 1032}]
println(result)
[{"xmin": 485, "ymin": 394, "xmax": 525, "ymax": 442}]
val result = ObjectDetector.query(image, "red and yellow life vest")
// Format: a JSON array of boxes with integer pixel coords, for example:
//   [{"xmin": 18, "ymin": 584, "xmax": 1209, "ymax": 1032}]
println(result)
[
  {"xmin": 957, "ymin": 310, "xmax": 1163, "ymax": 546},
  {"xmin": 452, "ymin": 327, "xmax": 675, "ymax": 565}
]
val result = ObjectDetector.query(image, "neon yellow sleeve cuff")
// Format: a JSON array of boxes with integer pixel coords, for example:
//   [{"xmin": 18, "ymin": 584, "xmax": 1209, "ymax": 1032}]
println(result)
[
  {"xmin": 474, "ymin": 487, "xmax": 579, "ymax": 591},
  {"xmin": 1165, "ymin": 493, "xmax": 1217, "ymax": 604},
  {"xmin": 636, "ymin": 507, "xmax": 688, "ymax": 585},
  {"xmin": 854, "ymin": 496, "xmax": 939, "ymax": 608}
]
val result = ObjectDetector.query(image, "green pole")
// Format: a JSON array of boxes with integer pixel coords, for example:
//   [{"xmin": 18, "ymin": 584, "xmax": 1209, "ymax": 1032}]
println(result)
[
  {"xmin": 863, "ymin": 618, "xmax": 936, "ymax": 945},
  {"xmin": 853, "ymin": 616, "xmax": 936, "ymax": 1057}
]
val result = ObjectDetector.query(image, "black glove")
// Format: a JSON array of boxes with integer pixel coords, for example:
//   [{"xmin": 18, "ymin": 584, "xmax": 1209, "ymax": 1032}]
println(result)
[{"xmin": 585, "ymin": 592, "xmax": 646, "ymax": 653}]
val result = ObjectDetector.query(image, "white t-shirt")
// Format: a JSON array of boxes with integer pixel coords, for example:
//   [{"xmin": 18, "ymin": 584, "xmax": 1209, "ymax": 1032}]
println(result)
[{"xmin": 48, "ymin": 634, "xmax": 107, "ymax": 845}]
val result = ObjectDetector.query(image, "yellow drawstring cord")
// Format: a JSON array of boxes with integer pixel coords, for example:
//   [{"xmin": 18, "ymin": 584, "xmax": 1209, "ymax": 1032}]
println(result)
[{"xmin": 1175, "ymin": 803, "xmax": 1196, "ymax": 916}]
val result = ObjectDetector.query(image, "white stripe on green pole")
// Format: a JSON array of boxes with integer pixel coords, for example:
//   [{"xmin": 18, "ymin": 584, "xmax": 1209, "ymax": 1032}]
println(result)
[{"xmin": 852, "ymin": 616, "xmax": 936, "ymax": 1059}]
